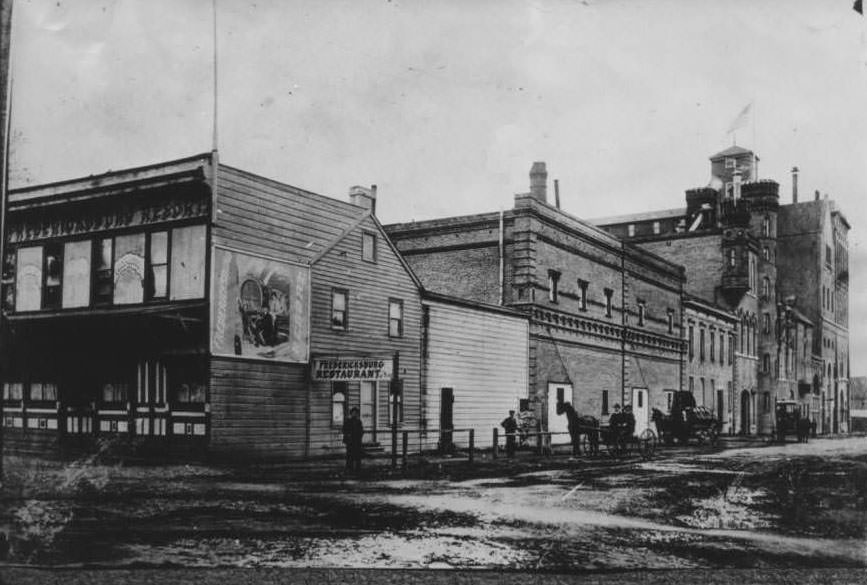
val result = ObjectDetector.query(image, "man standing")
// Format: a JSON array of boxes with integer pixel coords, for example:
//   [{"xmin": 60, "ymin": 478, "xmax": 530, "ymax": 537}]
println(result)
[
  {"xmin": 501, "ymin": 410, "xmax": 519, "ymax": 458},
  {"xmin": 342, "ymin": 406, "xmax": 364, "ymax": 472}
]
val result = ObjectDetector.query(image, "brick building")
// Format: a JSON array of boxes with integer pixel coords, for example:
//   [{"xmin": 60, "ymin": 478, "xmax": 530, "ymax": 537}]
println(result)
[
  {"xmin": 594, "ymin": 146, "xmax": 849, "ymax": 435},
  {"xmin": 385, "ymin": 164, "xmax": 685, "ymax": 439}
]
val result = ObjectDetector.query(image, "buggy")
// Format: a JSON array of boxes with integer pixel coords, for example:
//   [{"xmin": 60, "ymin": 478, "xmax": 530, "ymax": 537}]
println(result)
[{"xmin": 651, "ymin": 390, "xmax": 721, "ymax": 446}]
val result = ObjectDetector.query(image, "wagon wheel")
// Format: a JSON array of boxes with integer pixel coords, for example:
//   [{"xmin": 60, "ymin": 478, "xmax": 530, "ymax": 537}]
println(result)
[
  {"xmin": 708, "ymin": 426, "xmax": 720, "ymax": 447},
  {"xmin": 637, "ymin": 429, "xmax": 657, "ymax": 460}
]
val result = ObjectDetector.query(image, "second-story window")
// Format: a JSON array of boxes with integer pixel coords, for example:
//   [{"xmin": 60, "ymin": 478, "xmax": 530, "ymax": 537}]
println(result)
[
  {"xmin": 710, "ymin": 328, "xmax": 715, "ymax": 361},
  {"xmin": 667, "ymin": 309, "xmax": 674, "ymax": 334},
  {"xmin": 637, "ymin": 300, "xmax": 646, "ymax": 327},
  {"xmin": 362, "ymin": 231, "xmax": 377, "ymax": 263},
  {"xmin": 688, "ymin": 324, "xmax": 694, "ymax": 360},
  {"xmin": 762, "ymin": 215, "xmax": 771, "ymax": 237},
  {"xmin": 15, "ymin": 246, "xmax": 43, "ymax": 311},
  {"xmin": 147, "ymin": 231, "xmax": 169, "ymax": 300},
  {"xmin": 719, "ymin": 331, "xmax": 725, "ymax": 364},
  {"xmin": 699, "ymin": 327, "xmax": 706, "ymax": 361},
  {"xmin": 93, "ymin": 238, "xmax": 114, "ymax": 305},
  {"xmin": 604, "ymin": 288, "xmax": 613, "ymax": 317},
  {"xmin": 388, "ymin": 299, "xmax": 403, "ymax": 337},
  {"xmin": 113, "ymin": 233, "xmax": 146, "ymax": 305},
  {"xmin": 548, "ymin": 270, "xmax": 560, "ymax": 303},
  {"xmin": 762, "ymin": 277, "xmax": 770, "ymax": 299},
  {"xmin": 577, "ymin": 279, "xmax": 588, "ymax": 311},
  {"xmin": 62, "ymin": 240, "xmax": 91, "ymax": 308},
  {"xmin": 729, "ymin": 333, "xmax": 735, "ymax": 364},
  {"xmin": 764, "ymin": 312, "xmax": 771, "ymax": 335},
  {"xmin": 763, "ymin": 353, "xmax": 771, "ymax": 374},
  {"xmin": 331, "ymin": 289, "xmax": 348, "ymax": 330},
  {"xmin": 43, "ymin": 243, "xmax": 63, "ymax": 310}
]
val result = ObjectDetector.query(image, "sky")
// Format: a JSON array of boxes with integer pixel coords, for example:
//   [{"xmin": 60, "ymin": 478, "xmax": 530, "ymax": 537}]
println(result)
[{"xmin": 7, "ymin": 0, "xmax": 867, "ymax": 370}]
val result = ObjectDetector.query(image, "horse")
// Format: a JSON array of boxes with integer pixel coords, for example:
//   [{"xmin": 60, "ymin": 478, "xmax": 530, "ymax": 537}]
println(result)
[
  {"xmin": 796, "ymin": 416, "xmax": 811, "ymax": 443},
  {"xmin": 557, "ymin": 401, "xmax": 600, "ymax": 457}
]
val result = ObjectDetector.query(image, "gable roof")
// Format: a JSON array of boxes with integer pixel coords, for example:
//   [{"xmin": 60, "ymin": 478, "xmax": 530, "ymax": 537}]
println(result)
[{"xmin": 709, "ymin": 145, "xmax": 753, "ymax": 160}]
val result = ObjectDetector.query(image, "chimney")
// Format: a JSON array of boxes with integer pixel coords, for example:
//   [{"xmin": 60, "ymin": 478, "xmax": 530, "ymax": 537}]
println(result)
[
  {"xmin": 349, "ymin": 184, "xmax": 377, "ymax": 215},
  {"xmin": 814, "ymin": 189, "xmax": 820, "ymax": 201},
  {"xmin": 554, "ymin": 179, "xmax": 561, "ymax": 209},
  {"xmin": 529, "ymin": 162, "xmax": 547, "ymax": 203},
  {"xmin": 791, "ymin": 166, "xmax": 799, "ymax": 203}
]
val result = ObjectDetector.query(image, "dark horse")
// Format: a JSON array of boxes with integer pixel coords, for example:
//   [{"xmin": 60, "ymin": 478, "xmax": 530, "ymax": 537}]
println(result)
[{"xmin": 557, "ymin": 401, "xmax": 600, "ymax": 456}]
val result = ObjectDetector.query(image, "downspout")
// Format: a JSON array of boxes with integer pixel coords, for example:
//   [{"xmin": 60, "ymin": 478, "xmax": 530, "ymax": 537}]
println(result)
[
  {"xmin": 499, "ymin": 208, "xmax": 504, "ymax": 305},
  {"xmin": 621, "ymin": 244, "xmax": 626, "ymax": 407}
]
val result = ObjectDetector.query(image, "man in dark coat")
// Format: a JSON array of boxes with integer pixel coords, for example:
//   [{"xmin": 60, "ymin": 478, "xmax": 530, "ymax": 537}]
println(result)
[
  {"xmin": 342, "ymin": 407, "xmax": 364, "ymax": 472},
  {"xmin": 501, "ymin": 410, "xmax": 519, "ymax": 458}
]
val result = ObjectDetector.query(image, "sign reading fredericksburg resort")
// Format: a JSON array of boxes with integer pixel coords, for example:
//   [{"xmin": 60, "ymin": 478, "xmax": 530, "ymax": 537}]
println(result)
[{"xmin": 312, "ymin": 357, "xmax": 393, "ymax": 381}]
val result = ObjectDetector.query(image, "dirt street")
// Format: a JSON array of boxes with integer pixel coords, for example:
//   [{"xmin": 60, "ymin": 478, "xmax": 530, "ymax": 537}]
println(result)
[{"xmin": 1, "ymin": 436, "xmax": 865, "ymax": 573}]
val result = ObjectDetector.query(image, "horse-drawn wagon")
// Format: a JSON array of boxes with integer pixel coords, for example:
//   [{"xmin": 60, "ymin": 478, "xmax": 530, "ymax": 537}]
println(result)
[{"xmin": 651, "ymin": 390, "xmax": 721, "ymax": 446}]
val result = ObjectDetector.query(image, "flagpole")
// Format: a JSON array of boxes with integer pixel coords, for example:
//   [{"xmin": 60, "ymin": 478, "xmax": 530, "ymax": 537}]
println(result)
[{"xmin": 210, "ymin": 0, "xmax": 219, "ymax": 225}]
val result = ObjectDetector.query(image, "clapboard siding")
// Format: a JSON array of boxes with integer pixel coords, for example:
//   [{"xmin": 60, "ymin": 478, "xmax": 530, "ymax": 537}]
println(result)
[
  {"xmin": 214, "ymin": 166, "xmax": 363, "ymax": 263},
  {"xmin": 309, "ymin": 214, "xmax": 423, "ymax": 454},
  {"xmin": 424, "ymin": 301, "xmax": 529, "ymax": 449},
  {"xmin": 209, "ymin": 357, "xmax": 307, "ymax": 459}
]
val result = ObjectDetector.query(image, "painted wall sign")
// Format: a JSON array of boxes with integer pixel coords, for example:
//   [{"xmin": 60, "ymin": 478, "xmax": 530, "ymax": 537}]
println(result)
[
  {"xmin": 8, "ymin": 196, "xmax": 209, "ymax": 243},
  {"xmin": 211, "ymin": 247, "xmax": 310, "ymax": 362},
  {"xmin": 312, "ymin": 357, "xmax": 393, "ymax": 381}
]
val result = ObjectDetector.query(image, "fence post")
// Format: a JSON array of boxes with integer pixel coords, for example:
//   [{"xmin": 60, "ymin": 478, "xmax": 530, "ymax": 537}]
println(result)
[
  {"xmin": 468, "ymin": 429, "xmax": 474, "ymax": 463},
  {"xmin": 492, "ymin": 428, "xmax": 498, "ymax": 459},
  {"xmin": 401, "ymin": 431, "xmax": 409, "ymax": 469},
  {"xmin": 536, "ymin": 420, "xmax": 543, "ymax": 455}
]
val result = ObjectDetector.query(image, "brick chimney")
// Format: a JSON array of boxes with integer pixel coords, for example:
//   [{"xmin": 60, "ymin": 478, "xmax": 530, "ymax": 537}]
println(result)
[
  {"xmin": 529, "ymin": 162, "xmax": 547, "ymax": 203},
  {"xmin": 791, "ymin": 166, "xmax": 799, "ymax": 203},
  {"xmin": 349, "ymin": 184, "xmax": 377, "ymax": 215}
]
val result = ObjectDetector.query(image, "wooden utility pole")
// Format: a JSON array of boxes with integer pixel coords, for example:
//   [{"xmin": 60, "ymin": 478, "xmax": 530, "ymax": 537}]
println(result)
[{"xmin": 0, "ymin": 0, "xmax": 14, "ymax": 478}]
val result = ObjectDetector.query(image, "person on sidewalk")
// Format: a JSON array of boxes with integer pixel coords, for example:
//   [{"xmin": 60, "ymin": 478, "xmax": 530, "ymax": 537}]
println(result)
[
  {"xmin": 501, "ymin": 410, "xmax": 519, "ymax": 458},
  {"xmin": 342, "ymin": 407, "xmax": 365, "ymax": 472}
]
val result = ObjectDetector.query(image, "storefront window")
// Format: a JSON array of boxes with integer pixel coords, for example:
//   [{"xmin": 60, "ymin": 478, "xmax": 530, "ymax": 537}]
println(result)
[
  {"xmin": 15, "ymin": 246, "xmax": 43, "ymax": 311},
  {"xmin": 42, "ymin": 244, "xmax": 63, "ymax": 309},
  {"xmin": 62, "ymin": 240, "xmax": 91, "ymax": 308},
  {"xmin": 102, "ymin": 382, "xmax": 129, "ymax": 403},
  {"xmin": 2, "ymin": 251, "xmax": 15, "ymax": 311},
  {"xmin": 175, "ymin": 383, "xmax": 206, "ymax": 403},
  {"xmin": 114, "ymin": 233, "xmax": 146, "ymax": 304},
  {"xmin": 332, "ymin": 382, "xmax": 347, "ymax": 426},
  {"xmin": 170, "ymin": 225, "xmax": 206, "ymax": 300}
]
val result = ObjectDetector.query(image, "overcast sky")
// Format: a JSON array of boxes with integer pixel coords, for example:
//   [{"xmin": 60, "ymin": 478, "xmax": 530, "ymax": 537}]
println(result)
[{"xmin": 8, "ymin": 0, "xmax": 867, "ymax": 370}]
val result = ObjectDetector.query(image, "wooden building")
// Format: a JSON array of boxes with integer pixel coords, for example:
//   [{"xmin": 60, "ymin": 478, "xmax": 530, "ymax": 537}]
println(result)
[{"xmin": 1, "ymin": 153, "xmax": 423, "ymax": 460}]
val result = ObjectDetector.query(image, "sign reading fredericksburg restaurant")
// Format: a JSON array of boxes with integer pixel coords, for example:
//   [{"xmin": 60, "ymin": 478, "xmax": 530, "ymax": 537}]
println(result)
[{"xmin": 312, "ymin": 357, "xmax": 393, "ymax": 381}]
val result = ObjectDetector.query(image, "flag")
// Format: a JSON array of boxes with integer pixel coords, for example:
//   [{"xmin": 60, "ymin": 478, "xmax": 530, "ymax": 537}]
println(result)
[
  {"xmin": 727, "ymin": 102, "xmax": 752, "ymax": 134},
  {"xmin": 855, "ymin": 0, "xmax": 863, "ymax": 15}
]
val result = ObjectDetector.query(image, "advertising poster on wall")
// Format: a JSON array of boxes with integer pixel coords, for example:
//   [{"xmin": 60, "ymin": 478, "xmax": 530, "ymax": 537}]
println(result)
[{"xmin": 211, "ymin": 246, "xmax": 310, "ymax": 362}]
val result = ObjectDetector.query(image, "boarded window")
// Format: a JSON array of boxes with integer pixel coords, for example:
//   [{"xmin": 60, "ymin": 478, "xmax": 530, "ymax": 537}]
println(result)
[
  {"xmin": 170, "ymin": 225, "xmax": 206, "ymax": 300},
  {"xmin": 15, "ymin": 246, "xmax": 43, "ymax": 311},
  {"xmin": 62, "ymin": 240, "xmax": 91, "ymax": 308},
  {"xmin": 114, "ymin": 233, "xmax": 146, "ymax": 304}
]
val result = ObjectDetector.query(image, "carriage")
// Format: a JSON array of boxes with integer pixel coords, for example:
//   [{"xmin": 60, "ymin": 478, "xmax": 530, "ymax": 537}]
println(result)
[
  {"xmin": 774, "ymin": 400, "xmax": 811, "ymax": 443},
  {"xmin": 651, "ymin": 390, "xmax": 721, "ymax": 446}
]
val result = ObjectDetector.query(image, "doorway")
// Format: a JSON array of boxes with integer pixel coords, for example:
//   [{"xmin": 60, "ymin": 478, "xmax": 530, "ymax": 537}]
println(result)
[
  {"xmin": 547, "ymin": 383, "xmax": 571, "ymax": 443},
  {"xmin": 439, "ymin": 387, "xmax": 454, "ymax": 450},
  {"xmin": 631, "ymin": 387, "xmax": 648, "ymax": 437},
  {"xmin": 740, "ymin": 390, "xmax": 751, "ymax": 435}
]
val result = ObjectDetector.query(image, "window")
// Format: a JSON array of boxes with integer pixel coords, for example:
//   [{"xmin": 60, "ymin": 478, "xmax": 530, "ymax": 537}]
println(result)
[
  {"xmin": 3, "ymin": 382, "xmax": 23, "ymax": 401},
  {"xmin": 171, "ymin": 360, "xmax": 206, "ymax": 403},
  {"xmin": 362, "ymin": 231, "xmax": 377, "ymax": 263},
  {"xmin": 170, "ymin": 225, "xmax": 207, "ymax": 300},
  {"xmin": 388, "ymin": 299, "xmax": 403, "ymax": 337},
  {"xmin": 93, "ymin": 238, "xmax": 114, "ymax": 305},
  {"xmin": 701, "ymin": 378, "xmax": 706, "ymax": 402},
  {"xmin": 762, "ymin": 246, "xmax": 769, "ymax": 262},
  {"xmin": 627, "ymin": 224, "xmax": 635, "ymax": 237},
  {"xmin": 147, "ymin": 231, "xmax": 169, "ymax": 300},
  {"xmin": 577, "ymin": 279, "xmax": 588, "ymax": 311},
  {"xmin": 740, "ymin": 320, "xmax": 745, "ymax": 353},
  {"xmin": 699, "ymin": 327, "xmax": 706, "ymax": 361},
  {"xmin": 332, "ymin": 382, "xmax": 347, "ymax": 426},
  {"xmin": 652, "ymin": 221, "xmax": 661, "ymax": 235},
  {"xmin": 729, "ymin": 334, "xmax": 734, "ymax": 364},
  {"xmin": 717, "ymin": 390, "xmax": 724, "ymax": 418},
  {"xmin": 667, "ymin": 309, "xmax": 674, "ymax": 334},
  {"xmin": 15, "ymin": 246, "xmax": 43, "ymax": 311},
  {"xmin": 548, "ymin": 270, "xmax": 560, "ymax": 303},
  {"xmin": 725, "ymin": 158, "xmax": 736, "ymax": 169},
  {"xmin": 688, "ymin": 325, "xmax": 694, "ymax": 360},
  {"xmin": 43, "ymin": 243, "xmax": 63, "ymax": 309},
  {"xmin": 763, "ymin": 353, "xmax": 771, "ymax": 373},
  {"xmin": 604, "ymin": 288, "xmax": 613, "ymax": 318},
  {"xmin": 719, "ymin": 332, "xmax": 725, "ymax": 364},
  {"xmin": 748, "ymin": 254, "xmax": 756, "ymax": 291},
  {"xmin": 388, "ymin": 380, "xmax": 404, "ymax": 425},
  {"xmin": 101, "ymin": 382, "xmax": 129, "ymax": 404},
  {"xmin": 62, "ymin": 241, "xmax": 91, "ymax": 308},
  {"xmin": 727, "ymin": 249, "xmax": 736, "ymax": 268},
  {"xmin": 331, "ymin": 289, "xmax": 348, "ymax": 329},
  {"xmin": 2, "ymin": 250, "xmax": 15, "ymax": 311},
  {"xmin": 29, "ymin": 383, "xmax": 58, "ymax": 402},
  {"xmin": 762, "ymin": 277, "xmax": 770, "ymax": 299},
  {"xmin": 763, "ymin": 392, "xmax": 771, "ymax": 411},
  {"xmin": 602, "ymin": 390, "xmax": 609, "ymax": 415},
  {"xmin": 762, "ymin": 215, "xmax": 771, "ymax": 238},
  {"xmin": 113, "ymin": 233, "xmax": 146, "ymax": 305},
  {"xmin": 360, "ymin": 381, "xmax": 376, "ymax": 433},
  {"xmin": 825, "ymin": 244, "xmax": 832, "ymax": 266},
  {"xmin": 710, "ymin": 328, "xmax": 715, "ymax": 362},
  {"xmin": 637, "ymin": 301, "xmax": 646, "ymax": 327},
  {"xmin": 666, "ymin": 391, "xmax": 674, "ymax": 411},
  {"xmin": 764, "ymin": 313, "xmax": 771, "ymax": 335}
]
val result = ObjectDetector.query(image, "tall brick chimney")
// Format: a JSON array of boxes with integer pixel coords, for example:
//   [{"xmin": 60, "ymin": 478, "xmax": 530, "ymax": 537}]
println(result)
[
  {"xmin": 791, "ymin": 166, "xmax": 799, "ymax": 203},
  {"xmin": 529, "ymin": 162, "xmax": 547, "ymax": 203},
  {"xmin": 349, "ymin": 184, "xmax": 377, "ymax": 215}
]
